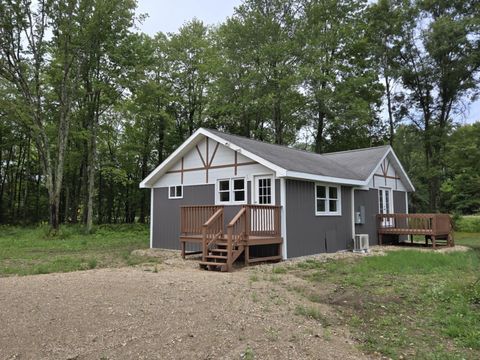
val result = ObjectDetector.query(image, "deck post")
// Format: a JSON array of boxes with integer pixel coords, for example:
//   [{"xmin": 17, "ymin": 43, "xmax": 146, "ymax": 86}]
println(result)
[
  {"xmin": 181, "ymin": 241, "xmax": 186, "ymax": 259},
  {"xmin": 244, "ymin": 245, "xmax": 249, "ymax": 266}
]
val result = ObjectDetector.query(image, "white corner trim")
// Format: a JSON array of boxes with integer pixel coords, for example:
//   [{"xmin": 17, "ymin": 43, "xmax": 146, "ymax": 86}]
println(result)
[
  {"xmin": 405, "ymin": 191, "xmax": 409, "ymax": 214},
  {"xmin": 280, "ymin": 178, "xmax": 287, "ymax": 260},
  {"xmin": 150, "ymin": 189, "xmax": 154, "ymax": 248}
]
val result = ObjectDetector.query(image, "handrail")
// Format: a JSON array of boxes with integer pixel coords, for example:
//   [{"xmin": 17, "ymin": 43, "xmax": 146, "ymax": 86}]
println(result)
[
  {"xmin": 227, "ymin": 207, "xmax": 246, "ymax": 227},
  {"xmin": 201, "ymin": 208, "xmax": 224, "ymax": 262},
  {"xmin": 226, "ymin": 207, "xmax": 247, "ymax": 271}
]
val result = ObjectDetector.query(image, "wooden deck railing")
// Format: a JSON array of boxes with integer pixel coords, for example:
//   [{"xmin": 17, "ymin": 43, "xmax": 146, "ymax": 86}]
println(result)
[
  {"xmin": 247, "ymin": 205, "xmax": 282, "ymax": 237},
  {"xmin": 180, "ymin": 205, "xmax": 223, "ymax": 235},
  {"xmin": 201, "ymin": 208, "xmax": 224, "ymax": 262},
  {"xmin": 377, "ymin": 213, "xmax": 453, "ymax": 247}
]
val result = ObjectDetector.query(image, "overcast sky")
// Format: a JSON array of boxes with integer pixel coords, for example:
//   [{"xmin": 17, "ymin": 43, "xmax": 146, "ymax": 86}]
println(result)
[{"xmin": 135, "ymin": 0, "xmax": 479, "ymax": 124}]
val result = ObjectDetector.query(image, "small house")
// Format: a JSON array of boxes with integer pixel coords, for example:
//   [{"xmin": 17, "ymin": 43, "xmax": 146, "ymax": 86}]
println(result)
[{"xmin": 140, "ymin": 128, "xmax": 416, "ymax": 271}]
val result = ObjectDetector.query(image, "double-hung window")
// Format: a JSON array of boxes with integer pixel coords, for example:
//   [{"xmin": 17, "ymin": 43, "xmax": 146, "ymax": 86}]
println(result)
[
  {"xmin": 217, "ymin": 178, "xmax": 246, "ymax": 204},
  {"xmin": 168, "ymin": 185, "xmax": 183, "ymax": 199},
  {"xmin": 315, "ymin": 184, "xmax": 341, "ymax": 215}
]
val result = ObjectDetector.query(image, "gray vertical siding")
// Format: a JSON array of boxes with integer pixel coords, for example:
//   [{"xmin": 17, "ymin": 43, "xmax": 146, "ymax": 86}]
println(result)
[
  {"xmin": 354, "ymin": 189, "xmax": 379, "ymax": 245},
  {"xmin": 152, "ymin": 184, "xmax": 214, "ymax": 249},
  {"xmin": 393, "ymin": 190, "xmax": 407, "ymax": 213},
  {"xmin": 354, "ymin": 189, "xmax": 408, "ymax": 245},
  {"xmin": 285, "ymin": 179, "xmax": 353, "ymax": 258},
  {"xmin": 152, "ymin": 179, "xmax": 280, "ymax": 250}
]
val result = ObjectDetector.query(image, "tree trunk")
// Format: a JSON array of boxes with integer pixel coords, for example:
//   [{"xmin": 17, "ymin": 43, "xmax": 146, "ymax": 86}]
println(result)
[{"xmin": 385, "ymin": 75, "xmax": 395, "ymax": 146}]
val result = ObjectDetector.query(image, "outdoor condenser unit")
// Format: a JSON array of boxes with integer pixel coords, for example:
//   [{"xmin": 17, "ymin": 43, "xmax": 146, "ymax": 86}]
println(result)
[{"xmin": 353, "ymin": 234, "xmax": 369, "ymax": 253}]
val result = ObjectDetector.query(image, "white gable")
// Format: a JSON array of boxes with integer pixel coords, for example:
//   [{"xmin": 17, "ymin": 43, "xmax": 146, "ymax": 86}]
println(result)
[
  {"xmin": 367, "ymin": 154, "xmax": 408, "ymax": 191},
  {"xmin": 153, "ymin": 137, "xmax": 272, "ymax": 188}
]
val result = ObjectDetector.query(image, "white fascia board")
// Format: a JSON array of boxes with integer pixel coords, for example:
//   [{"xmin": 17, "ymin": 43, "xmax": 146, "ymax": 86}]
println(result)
[
  {"xmin": 283, "ymin": 171, "xmax": 366, "ymax": 187},
  {"xmin": 364, "ymin": 146, "xmax": 415, "ymax": 193},
  {"xmin": 139, "ymin": 129, "xmax": 204, "ymax": 188},
  {"xmin": 139, "ymin": 128, "xmax": 287, "ymax": 188},
  {"xmin": 200, "ymin": 129, "xmax": 287, "ymax": 177},
  {"xmin": 389, "ymin": 148, "xmax": 416, "ymax": 192}
]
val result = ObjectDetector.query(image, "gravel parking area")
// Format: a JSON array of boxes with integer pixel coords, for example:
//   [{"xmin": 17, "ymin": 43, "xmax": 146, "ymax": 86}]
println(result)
[{"xmin": 0, "ymin": 252, "xmax": 369, "ymax": 360}]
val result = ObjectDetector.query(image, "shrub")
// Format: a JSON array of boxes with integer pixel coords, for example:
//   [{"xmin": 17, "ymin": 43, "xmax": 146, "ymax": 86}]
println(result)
[{"xmin": 456, "ymin": 215, "xmax": 480, "ymax": 233}]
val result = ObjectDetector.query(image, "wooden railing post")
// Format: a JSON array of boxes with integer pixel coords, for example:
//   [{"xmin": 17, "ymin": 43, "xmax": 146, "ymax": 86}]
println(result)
[{"xmin": 227, "ymin": 225, "xmax": 233, "ymax": 272}]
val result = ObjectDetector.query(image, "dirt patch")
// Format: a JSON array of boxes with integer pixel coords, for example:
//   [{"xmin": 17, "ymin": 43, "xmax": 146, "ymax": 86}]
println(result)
[{"xmin": 0, "ymin": 252, "xmax": 371, "ymax": 360}]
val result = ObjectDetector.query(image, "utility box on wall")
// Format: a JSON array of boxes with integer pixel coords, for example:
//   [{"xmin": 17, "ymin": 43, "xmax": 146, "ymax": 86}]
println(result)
[{"xmin": 355, "ymin": 205, "xmax": 365, "ymax": 224}]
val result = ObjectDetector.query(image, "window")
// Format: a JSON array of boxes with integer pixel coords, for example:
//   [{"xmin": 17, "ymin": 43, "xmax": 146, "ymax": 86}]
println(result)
[
  {"xmin": 168, "ymin": 185, "xmax": 183, "ymax": 199},
  {"xmin": 217, "ymin": 178, "xmax": 246, "ymax": 204},
  {"xmin": 315, "ymin": 184, "xmax": 341, "ymax": 215},
  {"xmin": 218, "ymin": 180, "xmax": 230, "ymax": 202},
  {"xmin": 255, "ymin": 176, "xmax": 273, "ymax": 205}
]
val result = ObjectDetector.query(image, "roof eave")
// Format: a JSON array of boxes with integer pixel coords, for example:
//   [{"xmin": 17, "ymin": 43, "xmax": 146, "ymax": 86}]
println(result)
[{"xmin": 282, "ymin": 171, "xmax": 366, "ymax": 186}]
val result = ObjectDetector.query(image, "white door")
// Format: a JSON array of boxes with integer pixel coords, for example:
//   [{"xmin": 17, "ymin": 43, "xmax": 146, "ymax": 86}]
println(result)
[
  {"xmin": 252, "ymin": 175, "xmax": 275, "ymax": 233},
  {"xmin": 379, "ymin": 188, "xmax": 394, "ymax": 227},
  {"xmin": 253, "ymin": 175, "xmax": 274, "ymax": 205}
]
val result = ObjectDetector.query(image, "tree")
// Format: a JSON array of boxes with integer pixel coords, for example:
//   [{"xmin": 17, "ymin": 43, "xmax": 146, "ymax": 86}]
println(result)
[
  {"xmin": 394, "ymin": 0, "xmax": 480, "ymax": 211},
  {"xmin": 167, "ymin": 19, "xmax": 215, "ymax": 139},
  {"xmin": 441, "ymin": 123, "xmax": 480, "ymax": 214},
  {"xmin": 214, "ymin": 0, "xmax": 304, "ymax": 144},
  {"xmin": 299, "ymin": 0, "xmax": 383, "ymax": 153},
  {"xmin": 0, "ymin": 0, "xmax": 81, "ymax": 230}
]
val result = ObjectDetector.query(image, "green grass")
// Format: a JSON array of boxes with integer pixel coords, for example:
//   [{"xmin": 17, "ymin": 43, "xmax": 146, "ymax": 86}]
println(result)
[
  {"xmin": 288, "ymin": 232, "xmax": 480, "ymax": 360},
  {"xmin": 0, "ymin": 224, "xmax": 152, "ymax": 276}
]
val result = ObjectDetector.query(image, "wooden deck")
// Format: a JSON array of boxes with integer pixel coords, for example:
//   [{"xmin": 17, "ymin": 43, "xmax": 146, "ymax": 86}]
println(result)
[
  {"xmin": 377, "ymin": 213, "xmax": 454, "ymax": 248},
  {"xmin": 180, "ymin": 205, "xmax": 283, "ymax": 271}
]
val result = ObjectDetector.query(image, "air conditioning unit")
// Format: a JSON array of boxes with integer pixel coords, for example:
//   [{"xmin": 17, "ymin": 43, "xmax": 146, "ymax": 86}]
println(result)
[{"xmin": 353, "ymin": 234, "xmax": 369, "ymax": 253}]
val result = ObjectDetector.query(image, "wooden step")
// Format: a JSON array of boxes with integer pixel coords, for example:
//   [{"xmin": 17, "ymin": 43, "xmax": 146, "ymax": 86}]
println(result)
[
  {"xmin": 206, "ymin": 255, "xmax": 227, "ymax": 260},
  {"xmin": 199, "ymin": 261, "xmax": 227, "ymax": 271},
  {"xmin": 210, "ymin": 248, "xmax": 228, "ymax": 253}
]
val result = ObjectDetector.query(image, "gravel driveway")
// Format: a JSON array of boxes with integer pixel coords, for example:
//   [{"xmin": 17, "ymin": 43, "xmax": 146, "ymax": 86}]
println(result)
[{"xmin": 0, "ymin": 253, "xmax": 370, "ymax": 360}]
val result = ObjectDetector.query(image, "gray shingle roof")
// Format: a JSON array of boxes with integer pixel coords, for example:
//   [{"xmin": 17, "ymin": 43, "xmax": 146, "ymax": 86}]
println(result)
[{"xmin": 207, "ymin": 129, "xmax": 390, "ymax": 181}]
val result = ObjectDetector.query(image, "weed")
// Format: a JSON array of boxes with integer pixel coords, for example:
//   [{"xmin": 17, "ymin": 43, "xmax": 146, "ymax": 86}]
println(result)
[
  {"xmin": 241, "ymin": 345, "xmax": 254, "ymax": 360},
  {"xmin": 249, "ymin": 273, "xmax": 259, "ymax": 282},
  {"xmin": 265, "ymin": 326, "xmax": 279, "ymax": 341},
  {"xmin": 251, "ymin": 292, "xmax": 259, "ymax": 302},
  {"xmin": 272, "ymin": 266, "xmax": 287, "ymax": 274},
  {"xmin": 87, "ymin": 258, "xmax": 97, "ymax": 269},
  {"xmin": 294, "ymin": 305, "xmax": 330, "ymax": 325}
]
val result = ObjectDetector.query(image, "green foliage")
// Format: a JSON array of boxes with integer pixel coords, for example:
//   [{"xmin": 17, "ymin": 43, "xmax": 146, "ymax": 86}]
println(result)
[{"xmin": 455, "ymin": 216, "xmax": 480, "ymax": 233}]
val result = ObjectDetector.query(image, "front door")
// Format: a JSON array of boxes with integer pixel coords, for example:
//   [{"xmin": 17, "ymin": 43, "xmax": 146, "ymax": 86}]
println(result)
[
  {"xmin": 252, "ymin": 175, "xmax": 275, "ymax": 233},
  {"xmin": 379, "ymin": 188, "xmax": 394, "ymax": 227},
  {"xmin": 253, "ymin": 175, "xmax": 274, "ymax": 205}
]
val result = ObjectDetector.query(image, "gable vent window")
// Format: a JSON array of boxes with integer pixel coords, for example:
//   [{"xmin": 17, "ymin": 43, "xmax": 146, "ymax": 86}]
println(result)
[
  {"xmin": 315, "ymin": 184, "xmax": 341, "ymax": 216},
  {"xmin": 217, "ymin": 178, "xmax": 246, "ymax": 204},
  {"xmin": 168, "ymin": 185, "xmax": 183, "ymax": 199}
]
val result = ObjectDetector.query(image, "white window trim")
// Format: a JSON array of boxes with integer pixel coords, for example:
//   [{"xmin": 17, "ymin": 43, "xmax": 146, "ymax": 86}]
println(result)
[
  {"xmin": 315, "ymin": 183, "xmax": 342, "ymax": 216},
  {"xmin": 215, "ymin": 177, "xmax": 247, "ymax": 205},
  {"xmin": 252, "ymin": 174, "xmax": 275, "ymax": 205},
  {"xmin": 168, "ymin": 185, "xmax": 183, "ymax": 199}
]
